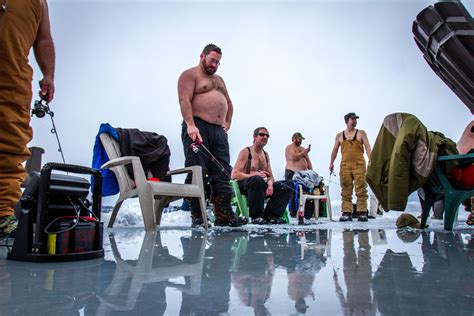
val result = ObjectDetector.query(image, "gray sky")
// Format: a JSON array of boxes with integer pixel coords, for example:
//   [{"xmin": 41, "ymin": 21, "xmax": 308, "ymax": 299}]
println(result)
[{"xmin": 29, "ymin": 0, "xmax": 473, "ymax": 199}]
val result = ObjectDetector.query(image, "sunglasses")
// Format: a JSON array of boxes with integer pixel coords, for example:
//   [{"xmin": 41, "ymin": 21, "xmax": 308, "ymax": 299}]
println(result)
[
  {"xmin": 206, "ymin": 56, "xmax": 221, "ymax": 66},
  {"xmin": 258, "ymin": 133, "xmax": 270, "ymax": 138}
]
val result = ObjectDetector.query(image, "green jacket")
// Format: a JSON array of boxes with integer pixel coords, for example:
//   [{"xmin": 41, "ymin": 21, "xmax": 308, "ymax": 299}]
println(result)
[{"xmin": 366, "ymin": 113, "xmax": 457, "ymax": 211}]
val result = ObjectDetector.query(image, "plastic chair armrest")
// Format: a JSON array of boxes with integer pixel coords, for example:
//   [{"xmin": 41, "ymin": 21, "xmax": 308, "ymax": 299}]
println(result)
[
  {"xmin": 437, "ymin": 153, "xmax": 474, "ymax": 161},
  {"xmin": 101, "ymin": 156, "xmax": 140, "ymax": 169},
  {"xmin": 166, "ymin": 166, "xmax": 201, "ymax": 176}
]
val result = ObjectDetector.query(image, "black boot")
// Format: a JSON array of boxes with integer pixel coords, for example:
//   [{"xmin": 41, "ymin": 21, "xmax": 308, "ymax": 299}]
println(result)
[
  {"xmin": 187, "ymin": 198, "xmax": 212, "ymax": 228},
  {"xmin": 212, "ymin": 194, "xmax": 246, "ymax": 227},
  {"xmin": 339, "ymin": 212, "xmax": 353, "ymax": 222},
  {"xmin": 357, "ymin": 212, "xmax": 368, "ymax": 222}
]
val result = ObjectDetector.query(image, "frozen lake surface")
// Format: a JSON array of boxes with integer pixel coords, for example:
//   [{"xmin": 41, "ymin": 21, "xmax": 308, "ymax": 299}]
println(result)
[{"xmin": 0, "ymin": 201, "xmax": 473, "ymax": 315}]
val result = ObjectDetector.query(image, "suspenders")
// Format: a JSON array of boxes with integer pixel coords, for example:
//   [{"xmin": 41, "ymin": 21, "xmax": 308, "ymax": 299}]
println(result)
[
  {"xmin": 342, "ymin": 129, "xmax": 358, "ymax": 141},
  {"xmin": 245, "ymin": 147, "xmax": 268, "ymax": 174}
]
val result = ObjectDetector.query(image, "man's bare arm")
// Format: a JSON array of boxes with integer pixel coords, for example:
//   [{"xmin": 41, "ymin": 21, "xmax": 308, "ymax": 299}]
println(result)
[
  {"xmin": 286, "ymin": 146, "xmax": 309, "ymax": 161},
  {"xmin": 232, "ymin": 150, "xmax": 252, "ymax": 181},
  {"xmin": 264, "ymin": 154, "xmax": 274, "ymax": 187},
  {"xmin": 361, "ymin": 130, "xmax": 372, "ymax": 160},
  {"xmin": 220, "ymin": 77, "xmax": 233, "ymax": 131},
  {"xmin": 285, "ymin": 145, "xmax": 292, "ymax": 163},
  {"xmin": 34, "ymin": 0, "xmax": 55, "ymax": 102},
  {"xmin": 263, "ymin": 154, "xmax": 275, "ymax": 196},
  {"xmin": 178, "ymin": 70, "xmax": 196, "ymax": 126},
  {"xmin": 178, "ymin": 70, "xmax": 202, "ymax": 142},
  {"xmin": 329, "ymin": 134, "xmax": 341, "ymax": 172}
]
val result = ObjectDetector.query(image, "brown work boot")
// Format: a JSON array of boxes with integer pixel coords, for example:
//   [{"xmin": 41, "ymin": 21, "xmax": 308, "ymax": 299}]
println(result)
[
  {"xmin": 212, "ymin": 195, "xmax": 246, "ymax": 227},
  {"xmin": 0, "ymin": 215, "xmax": 17, "ymax": 237}
]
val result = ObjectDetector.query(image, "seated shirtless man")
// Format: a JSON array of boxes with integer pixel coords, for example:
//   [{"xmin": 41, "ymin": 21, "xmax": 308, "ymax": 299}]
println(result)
[
  {"xmin": 232, "ymin": 127, "xmax": 292, "ymax": 224},
  {"xmin": 284, "ymin": 132, "xmax": 313, "ymax": 217}
]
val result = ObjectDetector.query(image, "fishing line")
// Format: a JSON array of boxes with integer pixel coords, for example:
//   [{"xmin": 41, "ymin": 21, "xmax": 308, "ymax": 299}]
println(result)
[
  {"xmin": 190, "ymin": 142, "xmax": 232, "ymax": 179},
  {"xmin": 323, "ymin": 171, "xmax": 341, "ymax": 188},
  {"xmin": 32, "ymin": 98, "xmax": 67, "ymax": 165}
]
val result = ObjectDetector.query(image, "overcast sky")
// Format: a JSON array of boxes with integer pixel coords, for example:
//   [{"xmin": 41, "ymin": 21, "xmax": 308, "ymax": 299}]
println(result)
[{"xmin": 29, "ymin": 0, "xmax": 473, "ymax": 199}]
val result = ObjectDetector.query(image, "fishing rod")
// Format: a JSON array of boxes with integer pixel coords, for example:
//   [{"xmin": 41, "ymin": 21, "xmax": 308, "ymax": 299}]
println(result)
[
  {"xmin": 31, "ymin": 98, "xmax": 66, "ymax": 165},
  {"xmin": 323, "ymin": 171, "xmax": 341, "ymax": 188}
]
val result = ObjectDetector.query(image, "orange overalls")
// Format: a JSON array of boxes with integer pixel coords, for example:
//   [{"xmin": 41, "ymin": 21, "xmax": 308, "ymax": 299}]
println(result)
[
  {"xmin": 340, "ymin": 130, "xmax": 368, "ymax": 213},
  {"xmin": 0, "ymin": 0, "xmax": 42, "ymax": 216}
]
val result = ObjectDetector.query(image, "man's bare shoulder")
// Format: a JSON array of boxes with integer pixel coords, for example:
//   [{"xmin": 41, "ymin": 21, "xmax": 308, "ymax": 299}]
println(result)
[
  {"xmin": 357, "ymin": 129, "xmax": 368, "ymax": 138},
  {"xmin": 237, "ymin": 147, "xmax": 249, "ymax": 157},
  {"xmin": 214, "ymin": 74, "xmax": 225, "ymax": 82},
  {"xmin": 359, "ymin": 129, "xmax": 370, "ymax": 141},
  {"xmin": 180, "ymin": 67, "xmax": 198, "ymax": 78}
]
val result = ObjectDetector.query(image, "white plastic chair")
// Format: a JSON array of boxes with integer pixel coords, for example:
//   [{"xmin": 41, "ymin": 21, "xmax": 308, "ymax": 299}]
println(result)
[
  {"xmin": 297, "ymin": 184, "xmax": 333, "ymax": 221},
  {"xmin": 100, "ymin": 133, "xmax": 208, "ymax": 230}
]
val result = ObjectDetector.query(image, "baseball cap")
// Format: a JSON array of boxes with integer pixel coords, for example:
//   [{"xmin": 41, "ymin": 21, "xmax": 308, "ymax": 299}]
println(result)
[
  {"xmin": 292, "ymin": 132, "xmax": 305, "ymax": 140},
  {"xmin": 344, "ymin": 112, "xmax": 359, "ymax": 122}
]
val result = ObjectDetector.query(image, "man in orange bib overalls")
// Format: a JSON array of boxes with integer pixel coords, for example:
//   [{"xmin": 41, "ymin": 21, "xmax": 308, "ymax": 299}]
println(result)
[
  {"xmin": 0, "ymin": 0, "xmax": 55, "ymax": 236},
  {"xmin": 329, "ymin": 113, "xmax": 372, "ymax": 222}
]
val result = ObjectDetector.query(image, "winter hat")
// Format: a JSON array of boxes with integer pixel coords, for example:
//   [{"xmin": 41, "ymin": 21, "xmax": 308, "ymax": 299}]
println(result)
[{"xmin": 396, "ymin": 213, "xmax": 422, "ymax": 229}]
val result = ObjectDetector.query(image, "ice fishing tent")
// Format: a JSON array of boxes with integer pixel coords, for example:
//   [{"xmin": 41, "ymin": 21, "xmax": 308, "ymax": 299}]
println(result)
[{"xmin": 412, "ymin": 0, "xmax": 474, "ymax": 114}]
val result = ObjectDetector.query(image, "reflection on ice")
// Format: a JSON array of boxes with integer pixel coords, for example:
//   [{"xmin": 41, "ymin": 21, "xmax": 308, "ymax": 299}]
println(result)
[
  {"xmin": 97, "ymin": 231, "xmax": 206, "ymax": 313},
  {"xmin": 0, "ymin": 228, "xmax": 472, "ymax": 315}
]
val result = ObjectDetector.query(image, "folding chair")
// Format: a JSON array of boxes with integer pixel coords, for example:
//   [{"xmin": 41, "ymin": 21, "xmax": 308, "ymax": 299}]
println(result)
[{"xmin": 100, "ymin": 133, "xmax": 208, "ymax": 230}]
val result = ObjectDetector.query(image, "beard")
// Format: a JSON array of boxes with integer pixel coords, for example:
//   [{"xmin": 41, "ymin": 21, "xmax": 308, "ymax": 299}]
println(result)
[{"xmin": 201, "ymin": 60, "xmax": 217, "ymax": 75}]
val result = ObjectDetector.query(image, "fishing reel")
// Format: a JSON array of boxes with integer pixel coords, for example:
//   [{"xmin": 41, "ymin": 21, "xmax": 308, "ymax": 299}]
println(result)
[
  {"xmin": 31, "ymin": 99, "xmax": 52, "ymax": 118},
  {"xmin": 190, "ymin": 139, "xmax": 204, "ymax": 153},
  {"xmin": 190, "ymin": 142, "xmax": 200, "ymax": 153},
  {"xmin": 30, "ymin": 94, "xmax": 66, "ymax": 164}
]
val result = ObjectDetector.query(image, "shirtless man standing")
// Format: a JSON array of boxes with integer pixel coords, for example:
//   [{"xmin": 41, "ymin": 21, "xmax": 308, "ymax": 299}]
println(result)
[
  {"xmin": 329, "ymin": 113, "xmax": 371, "ymax": 222},
  {"xmin": 284, "ymin": 132, "xmax": 313, "ymax": 217},
  {"xmin": 178, "ymin": 44, "xmax": 244, "ymax": 227}
]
